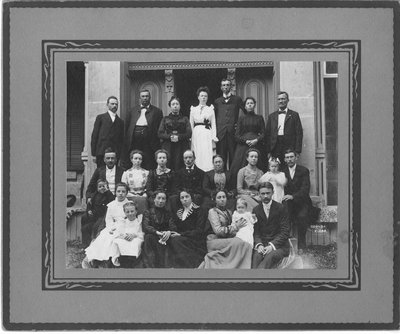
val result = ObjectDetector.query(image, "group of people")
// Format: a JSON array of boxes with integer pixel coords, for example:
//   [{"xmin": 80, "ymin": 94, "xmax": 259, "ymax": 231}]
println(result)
[
  {"xmin": 90, "ymin": 79, "xmax": 303, "ymax": 175},
  {"xmin": 81, "ymin": 79, "xmax": 314, "ymax": 269}
]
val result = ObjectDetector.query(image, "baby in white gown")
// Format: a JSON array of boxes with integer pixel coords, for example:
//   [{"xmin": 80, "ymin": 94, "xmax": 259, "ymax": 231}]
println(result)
[{"xmin": 232, "ymin": 198, "xmax": 257, "ymax": 247}]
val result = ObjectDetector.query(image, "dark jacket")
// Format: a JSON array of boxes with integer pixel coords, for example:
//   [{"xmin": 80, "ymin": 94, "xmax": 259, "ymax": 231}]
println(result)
[
  {"xmin": 202, "ymin": 170, "xmax": 235, "ymax": 197},
  {"xmin": 91, "ymin": 112, "xmax": 124, "ymax": 157},
  {"xmin": 282, "ymin": 164, "xmax": 312, "ymax": 207},
  {"xmin": 85, "ymin": 165, "xmax": 125, "ymax": 199},
  {"xmin": 265, "ymin": 109, "xmax": 303, "ymax": 154},
  {"xmin": 124, "ymin": 104, "xmax": 163, "ymax": 159},
  {"xmin": 172, "ymin": 165, "xmax": 205, "ymax": 197},
  {"xmin": 253, "ymin": 200, "xmax": 290, "ymax": 250},
  {"xmin": 214, "ymin": 95, "xmax": 243, "ymax": 139}
]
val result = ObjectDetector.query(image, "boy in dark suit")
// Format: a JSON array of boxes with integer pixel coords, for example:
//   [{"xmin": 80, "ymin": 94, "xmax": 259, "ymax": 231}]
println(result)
[
  {"xmin": 282, "ymin": 148, "xmax": 313, "ymax": 252},
  {"xmin": 252, "ymin": 182, "xmax": 290, "ymax": 269},
  {"xmin": 90, "ymin": 96, "xmax": 124, "ymax": 167}
]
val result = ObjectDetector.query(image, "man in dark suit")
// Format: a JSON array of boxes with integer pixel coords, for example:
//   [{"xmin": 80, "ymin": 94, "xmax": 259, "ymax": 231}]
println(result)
[
  {"xmin": 282, "ymin": 148, "xmax": 313, "ymax": 253},
  {"xmin": 214, "ymin": 79, "xmax": 244, "ymax": 168},
  {"xmin": 86, "ymin": 148, "xmax": 125, "ymax": 201},
  {"xmin": 91, "ymin": 96, "xmax": 124, "ymax": 167},
  {"xmin": 252, "ymin": 182, "xmax": 290, "ymax": 269},
  {"xmin": 265, "ymin": 91, "xmax": 303, "ymax": 165},
  {"xmin": 170, "ymin": 150, "xmax": 205, "ymax": 213},
  {"xmin": 124, "ymin": 89, "xmax": 163, "ymax": 170}
]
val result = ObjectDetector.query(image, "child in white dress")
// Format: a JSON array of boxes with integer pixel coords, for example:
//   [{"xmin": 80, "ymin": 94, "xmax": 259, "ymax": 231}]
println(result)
[
  {"xmin": 232, "ymin": 198, "xmax": 257, "ymax": 247},
  {"xmin": 111, "ymin": 201, "xmax": 144, "ymax": 268},
  {"xmin": 84, "ymin": 183, "xmax": 130, "ymax": 268},
  {"xmin": 259, "ymin": 158, "xmax": 287, "ymax": 203}
]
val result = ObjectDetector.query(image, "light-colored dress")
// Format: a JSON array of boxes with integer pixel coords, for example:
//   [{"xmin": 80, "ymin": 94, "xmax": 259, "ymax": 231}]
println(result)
[
  {"xmin": 232, "ymin": 211, "xmax": 256, "ymax": 246},
  {"xmin": 258, "ymin": 171, "xmax": 287, "ymax": 203},
  {"xmin": 237, "ymin": 165, "xmax": 264, "ymax": 210},
  {"xmin": 198, "ymin": 207, "xmax": 253, "ymax": 269},
  {"xmin": 189, "ymin": 104, "xmax": 217, "ymax": 172},
  {"xmin": 121, "ymin": 168, "xmax": 149, "ymax": 214},
  {"xmin": 85, "ymin": 198, "xmax": 130, "ymax": 262},
  {"xmin": 111, "ymin": 215, "xmax": 144, "ymax": 266}
]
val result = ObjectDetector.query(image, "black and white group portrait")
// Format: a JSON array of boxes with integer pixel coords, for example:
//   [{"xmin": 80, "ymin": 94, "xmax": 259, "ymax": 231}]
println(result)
[{"xmin": 66, "ymin": 61, "xmax": 338, "ymax": 271}]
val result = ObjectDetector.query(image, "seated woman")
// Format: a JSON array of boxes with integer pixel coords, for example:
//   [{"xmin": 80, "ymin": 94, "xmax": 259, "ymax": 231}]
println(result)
[
  {"xmin": 237, "ymin": 148, "xmax": 264, "ymax": 211},
  {"xmin": 141, "ymin": 191, "xmax": 178, "ymax": 268},
  {"xmin": 167, "ymin": 190, "xmax": 207, "ymax": 268},
  {"xmin": 202, "ymin": 155, "xmax": 235, "ymax": 210},
  {"xmin": 145, "ymin": 149, "xmax": 174, "ymax": 208},
  {"xmin": 121, "ymin": 149, "xmax": 149, "ymax": 214},
  {"xmin": 199, "ymin": 190, "xmax": 252, "ymax": 269}
]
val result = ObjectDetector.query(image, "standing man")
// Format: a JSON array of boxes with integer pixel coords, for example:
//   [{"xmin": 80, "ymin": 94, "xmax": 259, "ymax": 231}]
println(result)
[
  {"xmin": 214, "ymin": 79, "xmax": 244, "ymax": 168},
  {"xmin": 265, "ymin": 91, "xmax": 303, "ymax": 165},
  {"xmin": 281, "ymin": 148, "xmax": 312, "ymax": 253},
  {"xmin": 91, "ymin": 96, "xmax": 124, "ymax": 167},
  {"xmin": 124, "ymin": 89, "xmax": 163, "ymax": 169},
  {"xmin": 252, "ymin": 182, "xmax": 290, "ymax": 269}
]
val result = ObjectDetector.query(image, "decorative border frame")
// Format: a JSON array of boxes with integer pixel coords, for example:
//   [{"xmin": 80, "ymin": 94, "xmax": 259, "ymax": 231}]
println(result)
[
  {"xmin": 3, "ymin": 0, "xmax": 399, "ymax": 330},
  {"xmin": 42, "ymin": 40, "xmax": 360, "ymax": 290}
]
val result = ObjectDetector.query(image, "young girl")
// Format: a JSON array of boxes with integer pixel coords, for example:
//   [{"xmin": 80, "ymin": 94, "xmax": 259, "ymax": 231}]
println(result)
[
  {"xmin": 259, "ymin": 157, "xmax": 287, "ymax": 203},
  {"xmin": 84, "ymin": 183, "xmax": 130, "ymax": 268},
  {"xmin": 111, "ymin": 201, "xmax": 144, "ymax": 268},
  {"xmin": 232, "ymin": 198, "xmax": 257, "ymax": 247}
]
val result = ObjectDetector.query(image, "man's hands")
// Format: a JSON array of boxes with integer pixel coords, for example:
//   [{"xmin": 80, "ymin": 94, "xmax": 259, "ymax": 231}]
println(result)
[{"xmin": 256, "ymin": 244, "xmax": 273, "ymax": 255}]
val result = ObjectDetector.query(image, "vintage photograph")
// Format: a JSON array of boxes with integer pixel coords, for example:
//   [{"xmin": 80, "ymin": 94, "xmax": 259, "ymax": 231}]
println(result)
[
  {"xmin": 3, "ymin": 0, "xmax": 398, "ymax": 329},
  {"xmin": 65, "ymin": 59, "xmax": 339, "ymax": 272}
]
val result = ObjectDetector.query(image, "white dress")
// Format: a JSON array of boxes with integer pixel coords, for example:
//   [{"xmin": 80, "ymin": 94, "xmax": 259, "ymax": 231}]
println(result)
[
  {"xmin": 85, "ymin": 198, "xmax": 129, "ymax": 262},
  {"xmin": 111, "ymin": 215, "xmax": 144, "ymax": 266},
  {"xmin": 189, "ymin": 104, "xmax": 218, "ymax": 172},
  {"xmin": 232, "ymin": 211, "xmax": 256, "ymax": 247},
  {"xmin": 258, "ymin": 172, "xmax": 287, "ymax": 203}
]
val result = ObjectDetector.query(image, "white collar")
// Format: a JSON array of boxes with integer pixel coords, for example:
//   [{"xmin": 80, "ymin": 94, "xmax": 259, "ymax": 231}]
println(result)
[
  {"xmin": 263, "ymin": 201, "xmax": 272, "ymax": 210},
  {"xmin": 223, "ymin": 93, "xmax": 231, "ymax": 99},
  {"xmin": 108, "ymin": 110, "xmax": 117, "ymax": 118}
]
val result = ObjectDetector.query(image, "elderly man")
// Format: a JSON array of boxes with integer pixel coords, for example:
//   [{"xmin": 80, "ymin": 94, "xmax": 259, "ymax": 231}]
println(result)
[
  {"xmin": 281, "ymin": 148, "xmax": 313, "ymax": 253},
  {"xmin": 90, "ymin": 96, "xmax": 124, "ymax": 167},
  {"xmin": 124, "ymin": 89, "xmax": 163, "ymax": 169},
  {"xmin": 214, "ymin": 79, "xmax": 244, "ymax": 168},
  {"xmin": 265, "ymin": 91, "xmax": 303, "ymax": 165},
  {"xmin": 251, "ymin": 182, "xmax": 290, "ymax": 269}
]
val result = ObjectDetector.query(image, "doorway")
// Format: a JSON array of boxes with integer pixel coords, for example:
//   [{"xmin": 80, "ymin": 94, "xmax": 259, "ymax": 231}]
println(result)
[{"xmin": 174, "ymin": 68, "xmax": 227, "ymax": 117}]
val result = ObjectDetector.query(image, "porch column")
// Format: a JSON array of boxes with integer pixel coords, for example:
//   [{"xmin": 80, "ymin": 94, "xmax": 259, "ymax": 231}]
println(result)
[
  {"xmin": 81, "ymin": 61, "xmax": 121, "ymax": 201},
  {"xmin": 227, "ymin": 68, "xmax": 237, "ymax": 94},
  {"xmin": 165, "ymin": 69, "xmax": 174, "ymax": 108},
  {"xmin": 279, "ymin": 61, "xmax": 316, "ymax": 195}
]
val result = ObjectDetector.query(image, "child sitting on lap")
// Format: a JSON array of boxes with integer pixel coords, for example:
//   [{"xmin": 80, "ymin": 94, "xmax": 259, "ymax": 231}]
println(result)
[{"xmin": 232, "ymin": 198, "xmax": 257, "ymax": 247}]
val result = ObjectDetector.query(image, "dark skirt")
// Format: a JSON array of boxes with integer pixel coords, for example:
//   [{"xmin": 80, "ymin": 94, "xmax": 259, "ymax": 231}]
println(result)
[
  {"xmin": 166, "ymin": 235, "xmax": 207, "ymax": 268},
  {"xmin": 162, "ymin": 141, "xmax": 190, "ymax": 171}
]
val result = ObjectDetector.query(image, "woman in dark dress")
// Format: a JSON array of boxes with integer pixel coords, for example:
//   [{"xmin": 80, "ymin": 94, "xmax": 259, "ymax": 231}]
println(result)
[
  {"xmin": 202, "ymin": 155, "xmax": 236, "ymax": 210},
  {"xmin": 141, "ymin": 191, "xmax": 178, "ymax": 268},
  {"xmin": 158, "ymin": 96, "xmax": 192, "ymax": 171},
  {"xmin": 146, "ymin": 149, "xmax": 174, "ymax": 207},
  {"xmin": 230, "ymin": 97, "xmax": 267, "ymax": 183},
  {"xmin": 167, "ymin": 190, "xmax": 207, "ymax": 268}
]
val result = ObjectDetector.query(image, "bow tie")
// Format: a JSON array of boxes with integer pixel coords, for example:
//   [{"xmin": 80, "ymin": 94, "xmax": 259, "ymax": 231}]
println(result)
[{"xmin": 278, "ymin": 110, "xmax": 286, "ymax": 114}]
